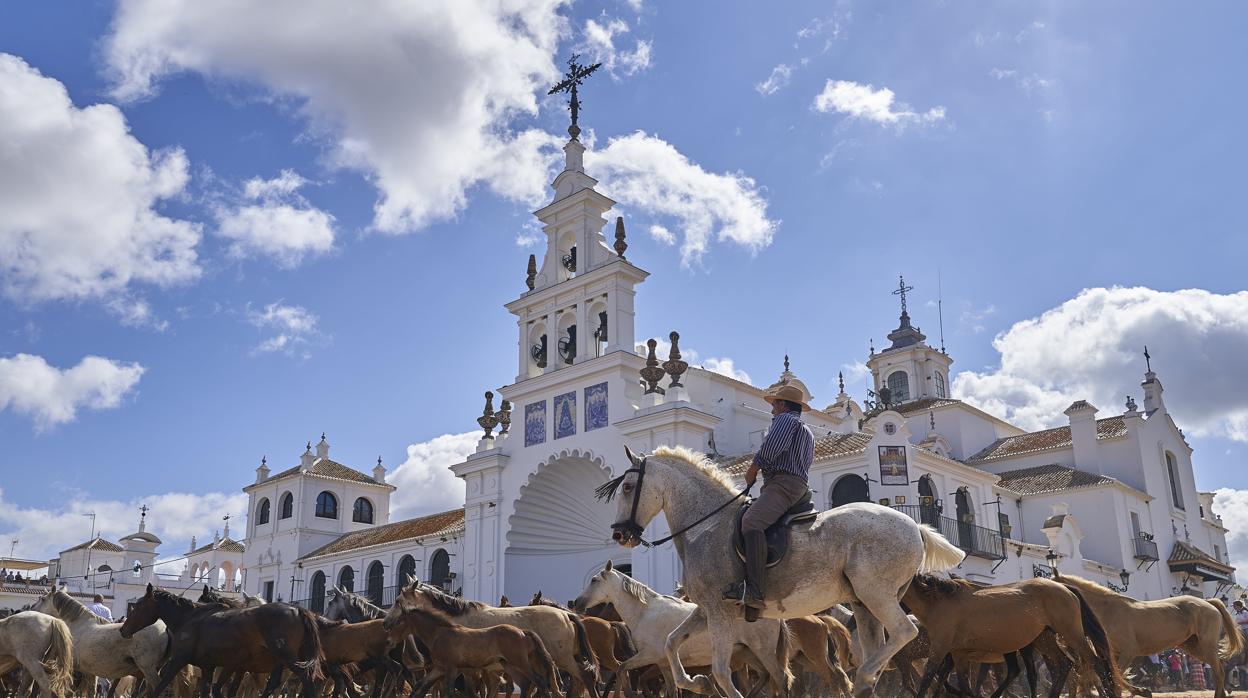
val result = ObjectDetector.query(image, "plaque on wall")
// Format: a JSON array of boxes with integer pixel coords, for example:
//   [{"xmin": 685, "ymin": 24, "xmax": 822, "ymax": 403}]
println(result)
[
  {"xmin": 524, "ymin": 401, "xmax": 546, "ymax": 447},
  {"xmin": 554, "ymin": 391, "xmax": 577, "ymax": 439},
  {"xmin": 878, "ymin": 446, "xmax": 909, "ymax": 486},
  {"xmin": 585, "ymin": 382, "xmax": 608, "ymax": 431}
]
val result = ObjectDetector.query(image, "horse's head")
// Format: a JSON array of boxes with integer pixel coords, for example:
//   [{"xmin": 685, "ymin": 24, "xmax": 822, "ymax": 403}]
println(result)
[
  {"xmin": 384, "ymin": 581, "xmax": 423, "ymax": 632},
  {"xmin": 197, "ymin": 585, "xmax": 216, "ymax": 603},
  {"xmin": 603, "ymin": 446, "xmax": 665, "ymax": 547},
  {"xmin": 120, "ymin": 583, "xmax": 160, "ymax": 638},
  {"xmin": 573, "ymin": 560, "xmax": 628, "ymax": 611}
]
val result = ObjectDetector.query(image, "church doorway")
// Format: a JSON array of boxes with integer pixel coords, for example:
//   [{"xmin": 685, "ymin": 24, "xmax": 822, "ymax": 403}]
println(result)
[
  {"xmin": 955, "ymin": 487, "xmax": 974, "ymax": 549},
  {"xmin": 396, "ymin": 555, "xmax": 416, "ymax": 587},
  {"xmin": 428, "ymin": 550, "xmax": 452, "ymax": 592},
  {"xmin": 309, "ymin": 571, "xmax": 326, "ymax": 613},
  {"xmin": 918, "ymin": 475, "xmax": 937, "ymax": 524},
  {"xmin": 366, "ymin": 561, "xmax": 384, "ymax": 606},
  {"xmin": 829, "ymin": 474, "xmax": 870, "ymax": 508}
]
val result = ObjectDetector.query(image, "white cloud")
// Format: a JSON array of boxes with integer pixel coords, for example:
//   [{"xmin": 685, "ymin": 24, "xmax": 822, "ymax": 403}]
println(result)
[
  {"xmin": 702, "ymin": 358, "xmax": 751, "ymax": 385},
  {"xmin": 812, "ymin": 80, "xmax": 946, "ymax": 127},
  {"xmin": 216, "ymin": 170, "xmax": 335, "ymax": 267},
  {"xmin": 0, "ymin": 487, "xmax": 247, "ymax": 566},
  {"xmin": 583, "ymin": 17, "xmax": 652, "ymax": 77},
  {"xmin": 633, "ymin": 338, "xmax": 754, "ymax": 387},
  {"xmin": 389, "ymin": 432, "xmax": 478, "ymax": 519},
  {"xmin": 989, "ymin": 68, "xmax": 1053, "ymax": 94},
  {"xmin": 0, "ymin": 354, "xmax": 145, "ymax": 431},
  {"xmin": 105, "ymin": 297, "xmax": 170, "ymax": 332},
  {"xmin": 954, "ymin": 287, "xmax": 1248, "ymax": 439},
  {"xmin": 648, "ymin": 224, "xmax": 675, "ymax": 246},
  {"xmin": 590, "ymin": 132, "xmax": 777, "ymax": 265},
  {"xmin": 959, "ymin": 303, "xmax": 997, "ymax": 334},
  {"xmin": 0, "ymin": 53, "xmax": 200, "ymax": 306},
  {"xmin": 247, "ymin": 301, "xmax": 320, "ymax": 356},
  {"xmin": 1213, "ymin": 488, "xmax": 1248, "ymax": 573},
  {"xmin": 755, "ymin": 64, "xmax": 792, "ymax": 96}
]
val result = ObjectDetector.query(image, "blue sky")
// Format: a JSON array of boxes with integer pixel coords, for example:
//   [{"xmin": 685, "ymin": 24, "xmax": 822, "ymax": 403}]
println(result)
[{"xmin": 1, "ymin": 1, "xmax": 1247, "ymax": 564}]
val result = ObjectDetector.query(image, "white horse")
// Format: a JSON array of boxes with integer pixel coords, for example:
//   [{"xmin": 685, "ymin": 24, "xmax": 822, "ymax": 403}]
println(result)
[
  {"xmin": 0, "ymin": 611, "xmax": 75, "ymax": 698},
  {"xmin": 572, "ymin": 561, "xmax": 792, "ymax": 698},
  {"xmin": 603, "ymin": 446, "xmax": 964, "ymax": 698},
  {"xmin": 29, "ymin": 588, "xmax": 172, "ymax": 696}
]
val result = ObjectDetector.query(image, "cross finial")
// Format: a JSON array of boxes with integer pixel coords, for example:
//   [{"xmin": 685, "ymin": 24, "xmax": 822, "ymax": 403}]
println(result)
[
  {"xmin": 1144, "ymin": 345, "xmax": 1152, "ymax": 373},
  {"xmin": 547, "ymin": 54, "xmax": 603, "ymax": 138},
  {"xmin": 783, "ymin": 354, "xmax": 790, "ymax": 372},
  {"xmin": 223, "ymin": 514, "xmax": 231, "ymax": 523},
  {"xmin": 139, "ymin": 504, "xmax": 149, "ymax": 517},
  {"xmin": 378, "ymin": 455, "xmax": 383, "ymax": 467},
  {"xmin": 892, "ymin": 275, "xmax": 915, "ymax": 315}
]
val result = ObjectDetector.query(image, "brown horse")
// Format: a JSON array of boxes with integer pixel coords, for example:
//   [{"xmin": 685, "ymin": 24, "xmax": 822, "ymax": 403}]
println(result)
[
  {"xmin": 902, "ymin": 575, "xmax": 1123, "ymax": 698},
  {"xmin": 120, "ymin": 583, "xmax": 324, "ymax": 698},
  {"xmin": 384, "ymin": 596, "xmax": 561, "ymax": 698},
  {"xmin": 313, "ymin": 616, "xmax": 409, "ymax": 698},
  {"xmin": 530, "ymin": 592, "xmax": 638, "ymax": 674},
  {"xmin": 786, "ymin": 615, "xmax": 854, "ymax": 698},
  {"xmin": 1059, "ymin": 575, "xmax": 1244, "ymax": 698}
]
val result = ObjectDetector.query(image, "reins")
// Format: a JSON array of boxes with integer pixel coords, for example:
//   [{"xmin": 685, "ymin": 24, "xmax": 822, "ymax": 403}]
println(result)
[{"xmin": 611, "ymin": 456, "xmax": 751, "ymax": 548}]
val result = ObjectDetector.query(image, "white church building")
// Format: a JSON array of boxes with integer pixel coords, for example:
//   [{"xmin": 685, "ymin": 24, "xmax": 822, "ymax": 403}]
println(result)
[{"xmin": 234, "ymin": 119, "xmax": 1235, "ymax": 611}]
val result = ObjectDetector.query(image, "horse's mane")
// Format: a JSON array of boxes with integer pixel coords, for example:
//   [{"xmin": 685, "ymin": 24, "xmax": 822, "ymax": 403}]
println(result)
[
  {"xmin": 152, "ymin": 587, "xmax": 200, "ymax": 611},
  {"xmin": 315, "ymin": 616, "xmax": 346, "ymax": 629},
  {"xmin": 336, "ymin": 589, "xmax": 386, "ymax": 619},
  {"xmin": 50, "ymin": 589, "xmax": 108, "ymax": 625},
  {"xmin": 404, "ymin": 605, "xmax": 456, "ymax": 628},
  {"xmin": 420, "ymin": 584, "xmax": 484, "ymax": 616},
  {"xmin": 1058, "ymin": 574, "xmax": 1123, "ymax": 600},
  {"xmin": 618, "ymin": 574, "xmax": 659, "ymax": 604},
  {"xmin": 530, "ymin": 593, "xmax": 569, "ymax": 611},
  {"xmin": 594, "ymin": 446, "xmax": 736, "ymax": 502},
  {"xmin": 910, "ymin": 574, "xmax": 977, "ymax": 599}
]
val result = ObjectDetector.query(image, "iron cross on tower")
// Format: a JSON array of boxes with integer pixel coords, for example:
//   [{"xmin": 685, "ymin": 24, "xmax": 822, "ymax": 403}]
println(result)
[
  {"xmin": 893, "ymin": 275, "xmax": 915, "ymax": 315},
  {"xmin": 548, "ymin": 54, "xmax": 602, "ymax": 138}
]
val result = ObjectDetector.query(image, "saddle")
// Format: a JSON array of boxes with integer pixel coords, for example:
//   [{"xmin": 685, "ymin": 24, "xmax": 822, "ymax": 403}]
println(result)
[{"xmin": 733, "ymin": 491, "xmax": 818, "ymax": 568}]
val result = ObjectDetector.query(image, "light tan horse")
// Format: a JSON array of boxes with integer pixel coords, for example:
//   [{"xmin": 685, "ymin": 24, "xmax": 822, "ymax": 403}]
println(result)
[
  {"xmin": 0, "ymin": 611, "xmax": 74, "ymax": 698},
  {"xmin": 902, "ymin": 574, "xmax": 1124, "ymax": 698},
  {"xmin": 1059, "ymin": 575, "xmax": 1244, "ymax": 698}
]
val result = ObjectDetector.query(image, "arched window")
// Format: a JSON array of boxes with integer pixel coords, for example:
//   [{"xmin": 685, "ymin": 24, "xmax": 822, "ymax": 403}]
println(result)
[
  {"xmin": 917, "ymin": 475, "xmax": 937, "ymax": 524},
  {"xmin": 366, "ymin": 561, "xmax": 385, "ymax": 606},
  {"xmin": 316, "ymin": 491, "xmax": 338, "ymax": 519},
  {"xmin": 829, "ymin": 474, "xmax": 870, "ymax": 509},
  {"xmin": 279, "ymin": 492, "xmax": 294, "ymax": 520},
  {"xmin": 256, "ymin": 498, "xmax": 271, "ymax": 525},
  {"xmin": 352, "ymin": 498, "xmax": 374, "ymax": 524},
  {"xmin": 338, "ymin": 566, "xmax": 355, "ymax": 592},
  {"xmin": 887, "ymin": 371, "xmax": 910, "ymax": 403},
  {"xmin": 1166, "ymin": 452, "xmax": 1184, "ymax": 510},
  {"xmin": 396, "ymin": 555, "xmax": 416, "ymax": 587},
  {"xmin": 309, "ymin": 571, "xmax": 326, "ymax": 613},
  {"xmin": 97, "ymin": 564, "xmax": 112, "ymax": 573},
  {"xmin": 429, "ymin": 549, "xmax": 451, "ymax": 591},
  {"xmin": 934, "ymin": 372, "xmax": 947, "ymax": 399},
  {"xmin": 955, "ymin": 487, "xmax": 974, "ymax": 550}
]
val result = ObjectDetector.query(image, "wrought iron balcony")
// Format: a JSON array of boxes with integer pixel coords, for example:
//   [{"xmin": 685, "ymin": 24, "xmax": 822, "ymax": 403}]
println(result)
[
  {"xmin": 1132, "ymin": 536, "xmax": 1159, "ymax": 562},
  {"xmin": 894, "ymin": 505, "xmax": 1006, "ymax": 560}
]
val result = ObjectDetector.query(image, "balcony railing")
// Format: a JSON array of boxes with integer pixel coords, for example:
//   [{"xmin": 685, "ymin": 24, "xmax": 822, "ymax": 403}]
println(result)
[
  {"xmin": 894, "ymin": 505, "xmax": 1006, "ymax": 560},
  {"xmin": 1132, "ymin": 536, "xmax": 1159, "ymax": 561}
]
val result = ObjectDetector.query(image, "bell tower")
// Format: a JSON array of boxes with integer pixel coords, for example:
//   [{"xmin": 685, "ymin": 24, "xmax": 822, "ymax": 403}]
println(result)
[{"xmin": 866, "ymin": 275, "xmax": 954, "ymax": 404}]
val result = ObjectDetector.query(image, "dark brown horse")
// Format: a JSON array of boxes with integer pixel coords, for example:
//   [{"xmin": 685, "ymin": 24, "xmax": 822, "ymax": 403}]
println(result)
[{"xmin": 120, "ymin": 583, "xmax": 324, "ymax": 698}]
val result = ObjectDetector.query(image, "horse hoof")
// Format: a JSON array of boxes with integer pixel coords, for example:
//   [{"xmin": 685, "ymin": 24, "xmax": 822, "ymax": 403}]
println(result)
[
  {"xmin": 690, "ymin": 676, "xmax": 715, "ymax": 695},
  {"xmin": 852, "ymin": 682, "xmax": 875, "ymax": 698}
]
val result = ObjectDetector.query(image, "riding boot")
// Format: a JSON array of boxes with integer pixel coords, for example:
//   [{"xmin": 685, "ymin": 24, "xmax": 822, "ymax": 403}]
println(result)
[{"xmin": 742, "ymin": 529, "xmax": 766, "ymax": 622}]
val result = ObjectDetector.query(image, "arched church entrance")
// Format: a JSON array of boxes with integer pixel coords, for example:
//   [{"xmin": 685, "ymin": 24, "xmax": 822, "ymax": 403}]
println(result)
[
  {"xmin": 505, "ymin": 451, "xmax": 626, "ymax": 603},
  {"xmin": 829, "ymin": 474, "xmax": 870, "ymax": 508}
]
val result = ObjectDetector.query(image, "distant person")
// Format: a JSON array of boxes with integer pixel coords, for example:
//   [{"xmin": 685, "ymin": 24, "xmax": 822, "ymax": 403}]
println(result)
[{"xmin": 87, "ymin": 594, "xmax": 114, "ymax": 621}]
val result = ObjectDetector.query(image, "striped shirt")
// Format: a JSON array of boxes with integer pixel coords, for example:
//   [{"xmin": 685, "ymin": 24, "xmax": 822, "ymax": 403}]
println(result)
[{"xmin": 753, "ymin": 411, "xmax": 815, "ymax": 481}]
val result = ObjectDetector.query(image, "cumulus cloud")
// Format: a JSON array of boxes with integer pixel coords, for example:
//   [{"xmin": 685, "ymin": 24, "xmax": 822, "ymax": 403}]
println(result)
[
  {"xmin": 648, "ymin": 224, "xmax": 675, "ymax": 246},
  {"xmin": 702, "ymin": 358, "xmax": 751, "ymax": 385},
  {"xmin": 583, "ymin": 17, "xmax": 652, "ymax": 77},
  {"xmin": 634, "ymin": 338, "xmax": 754, "ymax": 387},
  {"xmin": 247, "ymin": 301, "xmax": 321, "ymax": 356},
  {"xmin": 813, "ymin": 80, "xmax": 946, "ymax": 127},
  {"xmin": 989, "ymin": 68, "xmax": 1053, "ymax": 94},
  {"xmin": 755, "ymin": 64, "xmax": 792, "ymax": 96},
  {"xmin": 954, "ymin": 287, "xmax": 1248, "ymax": 438},
  {"xmin": 0, "ymin": 354, "xmax": 145, "ymax": 430},
  {"xmin": 0, "ymin": 53, "xmax": 200, "ymax": 306},
  {"xmin": 216, "ymin": 170, "xmax": 335, "ymax": 267},
  {"xmin": 1213, "ymin": 488, "xmax": 1248, "ymax": 573},
  {"xmin": 0, "ymin": 487, "xmax": 247, "ymax": 567},
  {"xmin": 590, "ymin": 132, "xmax": 777, "ymax": 265},
  {"xmin": 389, "ymin": 432, "xmax": 478, "ymax": 519}
]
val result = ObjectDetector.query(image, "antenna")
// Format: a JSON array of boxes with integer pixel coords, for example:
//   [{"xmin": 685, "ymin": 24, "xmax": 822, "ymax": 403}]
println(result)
[{"xmin": 937, "ymin": 268, "xmax": 946, "ymax": 354}]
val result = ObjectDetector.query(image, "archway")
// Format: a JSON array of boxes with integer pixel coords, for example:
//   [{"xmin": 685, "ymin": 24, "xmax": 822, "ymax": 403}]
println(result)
[
  {"xmin": 917, "ymin": 475, "xmax": 937, "ymax": 524},
  {"xmin": 506, "ymin": 450, "xmax": 623, "ymax": 602},
  {"xmin": 829, "ymin": 474, "xmax": 870, "ymax": 508},
  {"xmin": 339, "ymin": 566, "xmax": 355, "ymax": 593},
  {"xmin": 366, "ymin": 561, "xmax": 384, "ymax": 606},
  {"xmin": 396, "ymin": 555, "xmax": 416, "ymax": 587},
  {"xmin": 955, "ymin": 487, "xmax": 974, "ymax": 550},
  {"xmin": 428, "ymin": 550, "xmax": 451, "ymax": 591},
  {"xmin": 309, "ymin": 571, "xmax": 326, "ymax": 613}
]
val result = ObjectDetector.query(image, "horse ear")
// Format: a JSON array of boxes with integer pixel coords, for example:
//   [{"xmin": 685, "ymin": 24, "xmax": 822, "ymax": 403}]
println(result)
[
  {"xmin": 623, "ymin": 444, "xmax": 643, "ymax": 468},
  {"xmin": 145, "ymin": 583, "xmax": 154, "ymax": 597},
  {"xmin": 604, "ymin": 560, "xmax": 613, "ymax": 572},
  {"xmin": 404, "ymin": 573, "xmax": 416, "ymax": 586},
  {"xmin": 203, "ymin": 585, "xmax": 209, "ymax": 593}
]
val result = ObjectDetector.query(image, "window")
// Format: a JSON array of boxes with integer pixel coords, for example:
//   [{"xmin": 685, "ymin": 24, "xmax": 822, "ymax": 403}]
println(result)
[
  {"xmin": 279, "ymin": 492, "xmax": 294, "ymax": 519},
  {"xmin": 396, "ymin": 555, "xmax": 416, "ymax": 587},
  {"xmin": 263, "ymin": 580, "xmax": 275, "ymax": 602},
  {"xmin": 316, "ymin": 491, "xmax": 339, "ymax": 519},
  {"xmin": 429, "ymin": 549, "xmax": 452, "ymax": 591},
  {"xmin": 1166, "ymin": 452, "xmax": 1184, "ymax": 510},
  {"xmin": 256, "ymin": 498, "xmax": 271, "ymax": 525},
  {"xmin": 309, "ymin": 571, "xmax": 326, "ymax": 613},
  {"xmin": 352, "ymin": 497, "xmax": 374, "ymax": 524},
  {"xmin": 338, "ymin": 566, "xmax": 355, "ymax": 592},
  {"xmin": 1215, "ymin": 544, "xmax": 1222, "ymax": 563},
  {"xmin": 934, "ymin": 372, "xmax": 947, "ymax": 399},
  {"xmin": 1130, "ymin": 511, "xmax": 1142, "ymax": 537},
  {"xmin": 366, "ymin": 561, "xmax": 385, "ymax": 606},
  {"xmin": 886, "ymin": 371, "xmax": 910, "ymax": 403}
]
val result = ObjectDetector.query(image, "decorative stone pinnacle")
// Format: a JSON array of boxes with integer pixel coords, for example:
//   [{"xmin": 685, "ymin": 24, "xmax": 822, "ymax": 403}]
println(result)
[
  {"xmin": 640, "ymin": 338, "xmax": 666, "ymax": 395},
  {"xmin": 477, "ymin": 391, "xmax": 499, "ymax": 438},
  {"xmin": 261, "ymin": 455, "xmax": 267, "ymax": 466},
  {"xmin": 869, "ymin": 338, "xmax": 875, "ymax": 355},
  {"xmin": 929, "ymin": 411, "xmax": 936, "ymax": 431},
  {"xmin": 1125, "ymin": 395, "xmax": 1138, "ymax": 412},
  {"xmin": 614, "ymin": 217, "xmax": 628, "ymax": 258},
  {"xmin": 377, "ymin": 456, "xmax": 383, "ymax": 467},
  {"xmin": 663, "ymin": 331, "xmax": 689, "ymax": 389},
  {"xmin": 526, "ymin": 254, "xmax": 537, "ymax": 291},
  {"xmin": 320, "ymin": 432, "xmax": 326, "ymax": 441},
  {"xmin": 305, "ymin": 442, "xmax": 312, "ymax": 452},
  {"xmin": 498, "ymin": 399, "xmax": 512, "ymax": 434},
  {"xmin": 784, "ymin": 354, "xmax": 790, "ymax": 372},
  {"xmin": 838, "ymin": 371, "xmax": 845, "ymax": 394}
]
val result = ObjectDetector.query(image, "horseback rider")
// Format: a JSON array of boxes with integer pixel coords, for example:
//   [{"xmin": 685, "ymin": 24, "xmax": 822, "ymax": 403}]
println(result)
[{"xmin": 724, "ymin": 383, "xmax": 814, "ymax": 619}]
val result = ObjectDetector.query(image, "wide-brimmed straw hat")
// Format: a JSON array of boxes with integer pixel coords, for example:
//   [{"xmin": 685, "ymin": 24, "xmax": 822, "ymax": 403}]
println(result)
[{"xmin": 763, "ymin": 383, "xmax": 811, "ymax": 411}]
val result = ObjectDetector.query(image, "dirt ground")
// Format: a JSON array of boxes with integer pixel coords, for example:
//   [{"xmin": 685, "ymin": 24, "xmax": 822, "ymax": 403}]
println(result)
[{"xmin": 1153, "ymin": 693, "xmax": 1237, "ymax": 697}]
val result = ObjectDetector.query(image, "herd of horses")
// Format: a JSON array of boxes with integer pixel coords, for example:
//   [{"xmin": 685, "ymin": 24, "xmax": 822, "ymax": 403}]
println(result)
[{"xmin": 0, "ymin": 447, "xmax": 1243, "ymax": 698}]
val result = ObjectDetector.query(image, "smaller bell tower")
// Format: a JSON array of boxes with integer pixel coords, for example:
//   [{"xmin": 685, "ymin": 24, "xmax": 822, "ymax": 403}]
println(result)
[{"xmin": 866, "ymin": 275, "xmax": 953, "ymax": 404}]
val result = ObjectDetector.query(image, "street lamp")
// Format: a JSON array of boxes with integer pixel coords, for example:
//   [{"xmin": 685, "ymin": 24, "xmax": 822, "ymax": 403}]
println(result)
[
  {"xmin": 1045, "ymin": 549, "xmax": 1059, "ymax": 574},
  {"xmin": 1119, "ymin": 569, "xmax": 1130, "ymax": 590}
]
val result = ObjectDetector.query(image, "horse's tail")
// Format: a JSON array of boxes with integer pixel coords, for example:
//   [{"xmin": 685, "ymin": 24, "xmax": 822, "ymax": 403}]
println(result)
[
  {"xmin": 825, "ymin": 626, "xmax": 854, "ymax": 697},
  {"xmin": 775, "ymin": 621, "xmax": 796, "ymax": 694},
  {"xmin": 526, "ymin": 630, "xmax": 562, "ymax": 696},
  {"xmin": 42, "ymin": 617, "xmax": 75, "ymax": 698},
  {"xmin": 1068, "ymin": 585, "xmax": 1125, "ymax": 698},
  {"xmin": 1209, "ymin": 597, "xmax": 1245, "ymax": 660},
  {"xmin": 612, "ymin": 621, "xmax": 638, "ymax": 662},
  {"xmin": 294, "ymin": 607, "xmax": 326, "ymax": 684},
  {"xmin": 917, "ymin": 524, "xmax": 965, "ymax": 573},
  {"xmin": 568, "ymin": 612, "xmax": 599, "ymax": 678}
]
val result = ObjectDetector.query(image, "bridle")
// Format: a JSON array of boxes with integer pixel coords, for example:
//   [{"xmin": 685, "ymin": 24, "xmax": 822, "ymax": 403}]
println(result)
[{"xmin": 610, "ymin": 456, "xmax": 750, "ymax": 548}]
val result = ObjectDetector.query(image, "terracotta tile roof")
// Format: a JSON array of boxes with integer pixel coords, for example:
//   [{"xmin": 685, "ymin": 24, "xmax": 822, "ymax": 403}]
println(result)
[
  {"xmin": 892, "ymin": 398, "xmax": 962, "ymax": 415},
  {"xmin": 60, "ymin": 537, "xmax": 124, "ymax": 554},
  {"xmin": 967, "ymin": 416, "xmax": 1127, "ymax": 463},
  {"xmin": 260, "ymin": 458, "xmax": 383, "ymax": 487},
  {"xmin": 191, "ymin": 538, "xmax": 246, "ymax": 555},
  {"xmin": 300, "ymin": 509, "xmax": 466, "ymax": 560},
  {"xmin": 994, "ymin": 464, "xmax": 1116, "ymax": 496},
  {"xmin": 721, "ymin": 432, "xmax": 874, "ymax": 475},
  {"xmin": 1168, "ymin": 540, "xmax": 1235, "ymax": 574}
]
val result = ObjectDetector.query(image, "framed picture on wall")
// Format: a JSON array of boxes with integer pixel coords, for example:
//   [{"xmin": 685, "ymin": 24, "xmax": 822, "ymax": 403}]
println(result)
[{"xmin": 878, "ymin": 446, "xmax": 909, "ymax": 486}]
